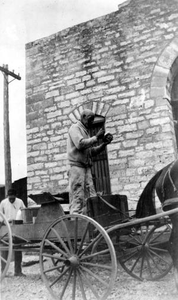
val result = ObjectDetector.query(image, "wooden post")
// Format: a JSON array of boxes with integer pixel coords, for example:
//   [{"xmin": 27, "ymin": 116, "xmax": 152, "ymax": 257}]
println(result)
[
  {"xmin": 3, "ymin": 64, "xmax": 12, "ymax": 195},
  {"xmin": 0, "ymin": 64, "xmax": 21, "ymax": 196}
]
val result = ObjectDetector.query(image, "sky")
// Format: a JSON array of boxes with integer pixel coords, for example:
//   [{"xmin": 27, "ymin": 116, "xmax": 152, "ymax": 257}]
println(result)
[{"xmin": 0, "ymin": 0, "xmax": 126, "ymax": 185}]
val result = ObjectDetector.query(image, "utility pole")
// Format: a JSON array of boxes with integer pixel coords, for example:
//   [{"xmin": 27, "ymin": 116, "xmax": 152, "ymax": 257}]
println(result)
[{"xmin": 0, "ymin": 64, "xmax": 21, "ymax": 196}]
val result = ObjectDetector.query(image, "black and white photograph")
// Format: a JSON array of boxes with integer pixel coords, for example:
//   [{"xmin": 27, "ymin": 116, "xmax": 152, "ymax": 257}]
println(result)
[{"xmin": 0, "ymin": 0, "xmax": 178, "ymax": 299}]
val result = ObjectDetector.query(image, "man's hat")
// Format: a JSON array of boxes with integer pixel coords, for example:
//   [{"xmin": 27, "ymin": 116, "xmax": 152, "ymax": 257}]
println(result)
[
  {"xmin": 7, "ymin": 188, "xmax": 17, "ymax": 196},
  {"xmin": 81, "ymin": 109, "xmax": 95, "ymax": 118}
]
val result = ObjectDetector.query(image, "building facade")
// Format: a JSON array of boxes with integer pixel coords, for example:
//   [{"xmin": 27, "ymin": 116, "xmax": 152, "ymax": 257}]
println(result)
[{"xmin": 26, "ymin": 0, "xmax": 178, "ymax": 209}]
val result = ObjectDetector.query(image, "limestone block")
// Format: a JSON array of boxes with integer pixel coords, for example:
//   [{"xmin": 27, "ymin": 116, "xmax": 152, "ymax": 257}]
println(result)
[
  {"xmin": 45, "ymin": 90, "xmax": 59, "ymax": 99},
  {"xmin": 28, "ymin": 163, "xmax": 44, "ymax": 171},
  {"xmin": 145, "ymin": 141, "xmax": 163, "ymax": 150},
  {"xmin": 27, "ymin": 151, "xmax": 40, "ymax": 157},
  {"xmin": 66, "ymin": 91, "xmax": 80, "ymax": 100},
  {"xmin": 138, "ymin": 120, "xmax": 149, "ymax": 130},
  {"xmin": 50, "ymin": 174, "xmax": 63, "ymax": 181},
  {"xmin": 119, "ymin": 149, "xmax": 135, "ymax": 157},
  {"xmin": 28, "ymin": 177, "xmax": 41, "ymax": 183},
  {"xmin": 86, "ymin": 80, "xmax": 95, "ymax": 87},
  {"xmin": 150, "ymin": 116, "xmax": 170, "ymax": 126},
  {"xmin": 122, "ymin": 140, "xmax": 138, "ymax": 148},
  {"xmin": 33, "ymin": 143, "xmax": 47, "ymax": 150},
  {"xmin": 98, "ymin": 75, "xmax": 115, "ymax": 83}
]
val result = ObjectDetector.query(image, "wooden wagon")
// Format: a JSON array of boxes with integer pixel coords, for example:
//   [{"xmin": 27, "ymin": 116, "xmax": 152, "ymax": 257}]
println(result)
[{"xmin": 0, "ymin": 192, "xmax": 177, "ymax": 300}]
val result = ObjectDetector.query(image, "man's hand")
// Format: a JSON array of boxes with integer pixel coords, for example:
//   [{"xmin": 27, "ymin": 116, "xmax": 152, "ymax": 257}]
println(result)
[
  {"xmin": 103, "ymin": 133, "xmax": 113, "ymax": 145},
  {"xmin": 96, "ymin": 128, "xmax": 105, "ymax": 139}
]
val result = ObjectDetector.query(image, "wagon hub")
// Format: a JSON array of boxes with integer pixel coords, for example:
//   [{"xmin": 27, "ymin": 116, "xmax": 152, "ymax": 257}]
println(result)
[
  {"xmin": 143, "ymin": 242, "xmax": 149, "ymax": 250},
  {"xmin": 65, "ymin": 255, "xmax": 79, "ymax": 268}
]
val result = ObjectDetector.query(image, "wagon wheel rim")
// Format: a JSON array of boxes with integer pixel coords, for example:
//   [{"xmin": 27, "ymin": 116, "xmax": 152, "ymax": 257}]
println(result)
[
  {"xmin": 115, "ymin": 221, "xmax": 172, "ymax": 281},
  {"xmin": 39, "ymin": 214, "xmax": 117, "ymax": 300},
  {"xmin": 0, "ymin": 212, "xmax": 13, "ymax": 281}
]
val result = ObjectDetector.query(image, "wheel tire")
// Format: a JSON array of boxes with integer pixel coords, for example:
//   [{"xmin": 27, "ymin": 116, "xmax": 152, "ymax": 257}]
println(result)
[
  {"xmin": 39, "ymin": 214, "xmax": 117, "ymax": 300},
  {"xmin": 0, "ymin": 212, "xmax": 13, "ymax": 281},
  {"xmin": 109, "ymin": 220, "xmax": 172, "ymax": 281}
]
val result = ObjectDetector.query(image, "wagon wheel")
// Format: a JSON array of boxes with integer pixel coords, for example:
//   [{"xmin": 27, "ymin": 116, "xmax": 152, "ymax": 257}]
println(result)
[
  {"xmin": 39, "ymin": 214, "xmax": 117, "ymax": 300},
  {"xmin": 111, "ymin": 220, "xmax": 172, "ymax": 281},
  {"xmin": 0, "ymin": 212, "xmax": 13, "ymax": 281}
]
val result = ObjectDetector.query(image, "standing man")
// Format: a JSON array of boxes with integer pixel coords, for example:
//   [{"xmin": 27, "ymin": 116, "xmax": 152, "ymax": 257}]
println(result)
[
  {"xmin": 0, "ymin": 188, "xmax": 26, "ymax": 276},
  {"xmin": 67, "ymin": 109, "xmax": 113, "ymax": 214}
]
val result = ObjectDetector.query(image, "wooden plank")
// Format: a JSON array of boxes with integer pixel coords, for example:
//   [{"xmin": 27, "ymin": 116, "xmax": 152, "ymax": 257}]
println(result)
[{"xmin": 0, "ymin": 219, "xmax": 89, "ymax": 242}]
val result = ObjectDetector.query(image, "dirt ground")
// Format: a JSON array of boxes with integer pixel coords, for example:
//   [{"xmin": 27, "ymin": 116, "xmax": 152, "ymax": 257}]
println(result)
[{"xmin": 1, "ymin": 254, "xmax": 178, "ymax": 300}]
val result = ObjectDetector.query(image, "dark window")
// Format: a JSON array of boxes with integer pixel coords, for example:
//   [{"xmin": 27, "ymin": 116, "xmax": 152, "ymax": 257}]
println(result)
[
  {"xmin": 171, "ymin": 73, "xmax": 178, "ymax": 148},
  {"xmin": 89, "ymin": 115, "xmax": 111, "ymax": 194}
]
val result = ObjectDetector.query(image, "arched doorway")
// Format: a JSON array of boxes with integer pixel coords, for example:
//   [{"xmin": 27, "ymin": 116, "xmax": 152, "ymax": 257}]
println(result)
[{"xmin": 150, "ymin": 37, "xmax": 178, "ymax": 157}]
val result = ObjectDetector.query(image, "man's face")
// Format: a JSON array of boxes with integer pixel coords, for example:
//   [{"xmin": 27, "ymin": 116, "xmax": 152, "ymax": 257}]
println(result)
[
  {"xmin": 8, "ymin": 195, "xmax": 16, "ymax": 203},
  {"xmin": 87, "ymin": 115, "xmax": 95, "ymax": 128},
  {"xmin": 83, "ymin": 115, "xmax": 95, "ymax": 129}
]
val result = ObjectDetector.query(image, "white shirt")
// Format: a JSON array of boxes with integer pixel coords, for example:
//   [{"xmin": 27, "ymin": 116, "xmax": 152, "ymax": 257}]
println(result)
[{"xmin": 0, "ymin": 197, "xmax": 25, "ymax": 222}]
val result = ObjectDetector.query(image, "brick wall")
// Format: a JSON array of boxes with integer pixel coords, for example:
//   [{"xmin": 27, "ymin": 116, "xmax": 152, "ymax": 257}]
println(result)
[{"xmin": 26, "ymin": 0, "xmax": 178, "ymax": 209}]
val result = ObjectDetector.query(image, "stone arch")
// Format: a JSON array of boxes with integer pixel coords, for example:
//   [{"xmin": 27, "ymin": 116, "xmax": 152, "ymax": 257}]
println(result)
[
  {"xmin": 68, "ymin": 100, "xmax": 112, "ymax": 123},
  {"xmin": 150, "ymin": 36, "xmax": 178, "ymax": 154},
  {"xmin": 150, "ymin": 36, "xmax": 178, "ymax": 101}
]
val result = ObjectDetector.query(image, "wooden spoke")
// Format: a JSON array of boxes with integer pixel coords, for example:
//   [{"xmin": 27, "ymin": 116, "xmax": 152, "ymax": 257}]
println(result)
[
  {"xmin": 130, "ymin": 252, "xmax": 142, "ymax": 273},
  {"xmin": 40, "ymin": 214, "xmax": 117, "ymax": 300},
  {"xmin": 43, "ymin": 264, "xmax": 65, "ymax": 274},
  {"xmin": 49, "ymin": 266, "xmax": 70, "ymax": 288},
  {"xmin": 80, "ymin": 248, "xmax": 110, "ymax": 261},
  {"xmin": 145, "ymin": 255, "xmax": 153, "ymax": 279},
  {"xmin": 72, "ymin": 269, "xmax": 77, "ymax": 300},
  {"xmin": 81, "ymin": 261, "xmax": 113, "ymax": 270},
  {"xmin": 139, "ymin": 255, "xmax": 145, "ymax": 279},
  {"xmin": 79, "ymin": 233, "xmax": 103, "ymax": 258},
  {"xmin": 1, "ymin": 256, "xmax": 8, "ymax": 264},
  {"xmin": 51, "ymin": 227, "xmax": 71, "ymax": 255},
  {"xmin": 76, "ymin": 222, "xmax": 90, "ymax": 255},
  {"xmin": 149, "ymin": 248, "xmax": 171, "ymax": 266},
  {"xmin": 61, "ymin": 219, "xmax": 74, "ymax": 254},
  {"xmin": 42, "ymin": 253, "xmax": 66, "ymax": 261},
  {"xmin": 60, "ymin": 268, "xmax": 73, "ymax": 299},
  {"xmin": 79, "ymin": 267, "xmax": 99, "ymax": 299},
  {"xmin": 147, "ymin": 251, "xmax": 164, "ymax": 273},
  {"xmin": 44, "ymin": 239, "xmax": 68, "ymax": 258},
  {"xmin": 74, "ymin": 217, "xmax": 78, "ymax": 254},
  {"xmin": 79, "ymin": 265, "xmax": 109, "ymax": 288},
  {"xmin": 121, "ymin": 248, "xmax": 139, "ymax": 263},
  {"xmin": 127, "ymin": 233, "xmax": 142, "ymax": 245},
  {"xmin": 149, "ymin": 225, "xmax": 170, "ymax": 244},
  {"xmin": 149, "ymin": 245, "xmax": 169, "ymax": 253},
  {"xmin": 77, "ymin": 269, "xmax": 87, "ymax": 300}
]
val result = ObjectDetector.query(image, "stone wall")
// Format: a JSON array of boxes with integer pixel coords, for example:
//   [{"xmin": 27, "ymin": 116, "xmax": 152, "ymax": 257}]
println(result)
[{"xmin": 26, "ymin": 0, "xmax": 178, "ymax": 209}]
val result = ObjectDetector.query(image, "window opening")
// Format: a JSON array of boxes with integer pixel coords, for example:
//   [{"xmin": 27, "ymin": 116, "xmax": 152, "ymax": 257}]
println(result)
[{"xmin": 171, "ymin": 72, "xmax": 178, "ymax": 148}]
